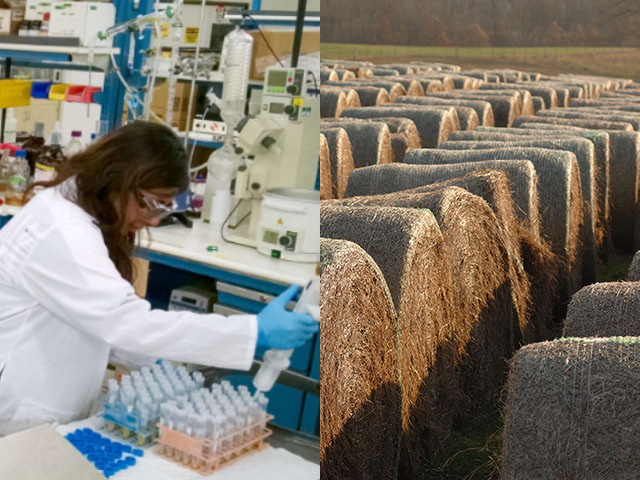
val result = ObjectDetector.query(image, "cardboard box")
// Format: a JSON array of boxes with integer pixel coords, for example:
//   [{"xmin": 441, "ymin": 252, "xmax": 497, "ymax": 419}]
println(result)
[
  {"xmin": 48, "ymin": 2, "xmax": 115, "ymax": 46},
  {"xmin": 249, "ymin": 29, "xmax": 320, "ymax": 80}
]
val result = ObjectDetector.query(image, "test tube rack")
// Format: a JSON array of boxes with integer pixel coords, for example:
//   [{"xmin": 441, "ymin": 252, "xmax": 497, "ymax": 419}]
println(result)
[
  {"xmin": 155, "ymin": 414, "xmax": 274, "ymax": 475},
  {"xmin": 103, "ymin": 403, "xmax": 158, "ymax": 446}
]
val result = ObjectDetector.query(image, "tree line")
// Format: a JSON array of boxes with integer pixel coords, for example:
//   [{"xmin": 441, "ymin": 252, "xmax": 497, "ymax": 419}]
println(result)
[{"xmin": 321, "ymin": 0, "xmax": 640, "ymax": 47}]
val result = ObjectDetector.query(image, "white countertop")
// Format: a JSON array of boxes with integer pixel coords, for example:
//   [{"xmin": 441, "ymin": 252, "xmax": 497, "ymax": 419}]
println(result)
[{"xmin": 140, "ymin": 219, "xmax": 318, "ymax": 287}]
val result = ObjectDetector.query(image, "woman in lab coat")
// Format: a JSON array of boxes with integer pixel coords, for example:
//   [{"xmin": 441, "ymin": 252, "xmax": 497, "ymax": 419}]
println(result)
[{"xmin": 0, "ymin": 121, "xmax": 318, "ymax": 436}]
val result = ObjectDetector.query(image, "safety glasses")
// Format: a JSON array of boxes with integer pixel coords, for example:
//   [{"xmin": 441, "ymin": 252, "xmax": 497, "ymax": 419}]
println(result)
[{"xmin": 137, "ymin": 191, "xmax": 178, "ymax": 220}]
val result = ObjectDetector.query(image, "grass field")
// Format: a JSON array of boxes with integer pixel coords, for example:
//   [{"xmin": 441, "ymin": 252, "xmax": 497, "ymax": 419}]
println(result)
[{"xmin": 321, "ymin": 43, "xmax": 640, "ymax": 82}]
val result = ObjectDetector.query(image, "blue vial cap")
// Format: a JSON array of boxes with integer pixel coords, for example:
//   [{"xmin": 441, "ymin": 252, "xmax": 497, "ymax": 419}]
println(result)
[
  {"xmin": 131, "ymin": 449, "xmax": 143, "ymax": 457},
  {"xmin": 121, "ymin": 444, "xmax": 132, "ymax": 453},
  {"xmin": 125, "ymin": 455, "xmax": 137, "ymax": 465}
]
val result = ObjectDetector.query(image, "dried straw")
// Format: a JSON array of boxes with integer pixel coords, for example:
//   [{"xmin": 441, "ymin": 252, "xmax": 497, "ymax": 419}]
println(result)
[
  {"xmin": 331, "ymin": 187, "xmax": 517, "ymax": 416},
  {"xmin": 323, "ymin": 117, "xmax": 421, "ymax": 163},
  {"xmin": 452, "ymin": 128, "xmax": 611, "ymax": 258},
  {"xmin": 482, "ymin": 83, "xmax": 558, "ymax": 108},
  {"xmin": 320, "ymin": 88, "xmax": 347, "ymax": 118},
  {"xmin": 320, "ymin": 238, "xmax": 401, "ymax": 480},
  {"xmin": 351, "ymin": 86, "xmax": 391, "ymax": 106},
  {"xmin": 503, "ymin": 337, "xmax": 640, "ymax": 480},
  {"xmin": 476, "ymin": 86, "xmax": 535, "ymax": 115},
  {"xmin": 531, "ymin": 96, "xmax": 546, "ymax": 112},
  {"xmin": 563, "ymin": 282, "xmax": 640, "ymax": 337},
  {"xmin": 322, "ymin": 128, "xmax": 355, "ymax": 199},
  {"xmin": 341, "ymin": 106, "xmax": 456, "ymax": 148},
  {"xmin": 405, "ymin": 147, "xmax": 584, "ymax": 304},
  {"xmin": 441, "ymin": 137, "xmax": 598, "ymax": 285},
  {"xmin": 319, "ymin": 134, "xmax": 332, "ymax": 200},
  {"xmin": 321, "ymin": 121, "xmax": 392, "ymax": 169},
  {"xmin": 515, "ymin": 121, "xmax": 640, "ymax": 253},
  {"xmin": 320, "ymin": 69, "xmax": 339, "ymax": 83},
  {"xmin": 396, "ymin": 96, "xmax": 495, "ymax": 126},
  {"xmin": 320, "ymin": 204, "xmax": 458, "ymax": 477},
  {"xmin": 428, "ymin": 91, "xmax": 522, "ymax": 127}
]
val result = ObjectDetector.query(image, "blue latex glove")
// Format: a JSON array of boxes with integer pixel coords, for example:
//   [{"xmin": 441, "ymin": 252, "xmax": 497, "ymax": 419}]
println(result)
[{"xmin": 257, "ymin": 285, "xmax": 319, "ymax": 349}]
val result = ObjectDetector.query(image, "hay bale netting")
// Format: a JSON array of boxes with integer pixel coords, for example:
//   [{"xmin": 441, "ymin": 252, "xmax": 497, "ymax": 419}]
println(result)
[
  {"xmin": 321, "ymin": 86, "xmax": 361, "ymax": 111},
  {"xmin": 512, "ymin": 114, "xmax": 634, "ymax": 131},
  {"xmin": 321, "ymin": 122, "xmax": 392, "ymax": 169},
  {"xmin": 427, "ymin": 91, "xmax": 522, "ymax": 127},
  {"xmin": 630, "ymin": 250, "xmax": 640, "ymax": 281},
  {"xmin": 515, "ymin": 121, "xmax": 640, "ymax": 253},
  {"xmin": 330, "ymin": 80, "xmax": 407, "ymax": 102},
  {"xmin": 320, "ymin": 134, "xmax": 332, "ymax": 200},
  {"xmin": 335, "ymin": 68, "xmax": 357, "ymax": 81},
  {"xmin": 396, "ymin": 95, "xmax": 495, "ymax": 126},
  {"xmin": 320, "ymin": 88, "xmax": 347, "ymax": 118},
  {"xmin": 503, "ymin": 337, "xmax": 640, "ymax": 480},
  {"xmin": 531, "ymin": 96, "xmax": 546, "ymax": 112},
  {"xmin": 474, "ymin": 86, "xmax": 535, "ymax": 115},
  {"xmin": 320, "ymin": 238, "xmax": 401, "ymax": 480},
  {"xmin": 536, "ymin": 108, "xmax": 640, "ymax": 130},
  {"xmin": 570, "ymin": 99, "xmax": 640, "ymax": 112},
  {"xmin": 320, "ymin": 204, "xmax": 459, "ymax": 477},
  {"xmin": 452, "ymin": 128, "xmax": 611, "ymax": 257},
  {"xmin": 345, "ymin": 162, "xmax": 557, "ymax": 340},
  {"xmin": 386, "ymin": 77, "xmax": 425, "ymax": 97},
  {"xmin": 322, "ymin": 128, "xmax": 355, "ymax": 199},
  {"xmin": 341, "ymin": 106, "xmax": 457, "ymax": 148},
  {"xmin": 563, "ymin": 282, "xmax": 640, "ymax": 337},
  {"xmin": 481, "ymin": 83, "xmax": 558, "ymax": 108},
  {"xmin": 333, "ymin": 187, "xmax": 518, "ymax": 413},
  {"xmin": 405, "ymin": 148, "xmax": 584, "ymax": 306},
  {"xmin": 323, "ymin": 117, "xmax": 421, "ymax": 164},
  {"xmin": 351, "ymin": 86, "xmax": 391, "ymax": 106},
  {"xmin": 320, "ymin": 69, "xmax": 339, "ymax": 83},
  {"xmin": 441, "ymin": 138, "xmax": 598, "ymax": 285}
]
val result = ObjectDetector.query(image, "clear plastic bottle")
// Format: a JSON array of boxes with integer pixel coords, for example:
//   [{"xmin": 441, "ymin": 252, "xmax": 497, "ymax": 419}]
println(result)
[
  {"xmin": 46, "ymin": 121, "xmax": 63, "ymax": 146},
  {"xmin": 3, "ymin": 108, "xmax": 17, "ymax": 144},
  {"xmin": 64, "ymin": 131, "xmax": 85, "ymax": 157},
  {"xmin": 5, "ymin": 149, "xmax": 30, "ymax": 206}
]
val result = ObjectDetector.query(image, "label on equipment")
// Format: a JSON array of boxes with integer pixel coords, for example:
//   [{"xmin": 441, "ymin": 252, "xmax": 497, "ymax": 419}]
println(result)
[
  {"xmin": 184, "ymin": 27, "xmax": 199, "ymax": 44},
  {"xmin": 160, "ymin": 22, "xmax": 169, "ymax": 38}
]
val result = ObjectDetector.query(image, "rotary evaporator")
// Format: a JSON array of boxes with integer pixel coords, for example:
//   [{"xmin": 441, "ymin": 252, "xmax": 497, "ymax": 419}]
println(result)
[{"xmin": 201, "ymin": 27, "xmax": 319, "ymax": 263}]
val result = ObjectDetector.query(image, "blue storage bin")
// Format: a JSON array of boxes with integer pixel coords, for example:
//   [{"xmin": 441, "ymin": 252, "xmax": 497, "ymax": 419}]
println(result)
[{"xmin": 31, "ymin": 82, "xmax": 53, "ymax": 99}]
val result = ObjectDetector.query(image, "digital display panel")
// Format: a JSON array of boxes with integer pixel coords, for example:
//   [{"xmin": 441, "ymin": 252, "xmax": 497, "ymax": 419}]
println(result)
[
  {"xmin": 269, "ymin": 102, "xmax": 285, "ymax": 114},
  {"xmin": 263, "ymin": 230, "xmax": 278, "ymax": 244},
  {"xmin": 267, "ymin": 70, "xmax": 287, "ymax": 87},
  {"xmin": 181, "ymin": 296, "xmax": 198, "ymax": 305}
]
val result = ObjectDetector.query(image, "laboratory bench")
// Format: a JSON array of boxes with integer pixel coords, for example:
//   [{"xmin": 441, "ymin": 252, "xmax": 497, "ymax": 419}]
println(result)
[{"xmin": 136, "ymin": 218, "xmax": 320, "ymax": 438}]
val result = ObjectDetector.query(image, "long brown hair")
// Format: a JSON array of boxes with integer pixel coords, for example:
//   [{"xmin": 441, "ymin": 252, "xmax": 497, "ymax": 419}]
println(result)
[{"xmin": 27, "ymin": 121, "xmax": 189, "ymax": 282}]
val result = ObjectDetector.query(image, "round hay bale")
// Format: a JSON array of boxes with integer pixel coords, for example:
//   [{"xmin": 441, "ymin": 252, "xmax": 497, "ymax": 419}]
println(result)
[
  {"xmin": 320, "ymin": 69, "xmax": 339, "ymax": 83},
  {"xmin": 420, "ymin": 79, "xmax": 445, "ymax": 93},
  {"xmin": 476, "ymin": 86, "xmax": 535, "ymax": 115},
  {"xmin": 451, "ymin": 129, "xmax": 611, "ymax": 258},
  {"xmin": 335, "ymin": 68, "xmax": 357, "ymax": 81},
  {"xmin": 531, "ymin": 96, "xmax": 546, "ymax": 112},
  {"xmin": 346, "ymin": 160, "xmax": 541, "ymax": 239},
  {"xmin": 343, "ymin": 161, "xmax": 557, "ymax": 335},
  {"xmin": 563, "ymin": 282, "xmax": 640, "ymax": 337},
  {"xmin": 516, "ymin": 122, "xmax": 640, "ymax": 253},
  {"xmin": 320, "ymin": 88, "xmax": 348, "ymax": 118},
  {"xmin": 331, "ymin": 80, "xmax": 407, "ymax": 102},
  {"xmin": 350, "ymin": 86, "xmax": 391, "ymax": 106},
  {"xmin": 441, "ymin": 138, "xmax": 598, "ymax": 285},
  {"xmin": 322, "ymin": 117, "xmax": 421, "ymax": 164},
  {"xmin": 319, "ymin": 134, "xmax": 332, "ymax": 200},
  {"xmin": 332, "ymin": 187, "xmax": 518, "ymax": 416},
  {"xmin": 321, "ymin": 121, "xmax": 392, "ymax": 169},
  {"xmin": 382, "ymin": 103, "xmax": 461, "ymax": 131},
  {"xmin": 503, "ymin": 337, "xmax": 640, "ymax": 480},
  {"xmin": 537, "ymin": 108, "xmax": 640, "ymax": 130},
  {"xmin": 380, "ymin": 64, "xmax": 415, "ymax": 75},
  {"xmin": 341, "ymin": 106, "xmax": 457, "ymax": 148},
  {"xmin": 570, "ymin": 99, "xmax": 640, "ymax": 112},
  {"xmin": 368, "ymin": 67, "xmax": 400, "ymax": 77},
  {"xmin": 389, "ymin": 99, "xmax": 475, "ymax": 130},
  {"xmin": 413, "ymin": 72, "xmax": 456, "ymax": 91},
  {"xmin": 428, "ymin": 91, "xmax": 522, "ymax": 127},
  {"xmin": 322, "ymin": 128, "xmax": 355, "ymax": 199},
  {"xmin": 481, "ymin": 83, "xmax": 557, "ymax": 108},
  {"xmin": 388, "ymin": 77, "xmax": 425, "ymax": 97},
  {"xmin": 396, "ymin": 95, "xmax": 495, "ymax": 127},
  {"xmin": 320, "ymin": 204, "xmax": 459, "ymax": 477},
  {"xmin": 321, "ymin": 86, "xmax": 361, "ymax": 110},
  {"xmin": 320, "ymin": 238, "xmax": 401, "ymax": 480},
  {"xmin": 630, "ymin": 250, "xmax": 640, "ymax": 281},
  {"xmin": 512, "ymin": 114, "xmax": 634, "ymax": 131},
  {"xmin": 405, "ymin": 147, "xmax": 584, "ymax": 305}
]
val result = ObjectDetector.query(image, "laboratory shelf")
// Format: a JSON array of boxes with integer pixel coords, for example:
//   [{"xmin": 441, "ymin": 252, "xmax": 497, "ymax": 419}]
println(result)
[{"xmin": 0, "ymin": 43, "xmax": 120, "ymax": 71}]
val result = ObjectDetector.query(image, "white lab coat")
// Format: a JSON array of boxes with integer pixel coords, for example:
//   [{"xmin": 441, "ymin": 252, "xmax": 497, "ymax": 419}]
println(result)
[{"xmin": 0, "ymin": 181, "xmax": 257, "ymax": 435}]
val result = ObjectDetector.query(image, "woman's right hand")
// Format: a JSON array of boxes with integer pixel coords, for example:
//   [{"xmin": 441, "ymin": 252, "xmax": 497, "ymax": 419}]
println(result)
[{"xmin": 257, "ymin": 285, "xmax": 319, "ymax": 350}]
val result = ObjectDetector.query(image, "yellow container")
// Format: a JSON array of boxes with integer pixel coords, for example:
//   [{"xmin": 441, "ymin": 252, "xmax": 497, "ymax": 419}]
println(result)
[
  {"xmin": 49, "ymin": 83, "xmax": 71, "ymax": 101},
  {"xmin": 0, "ymin": 80, "xmax": 32, "ymax": 108}
]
